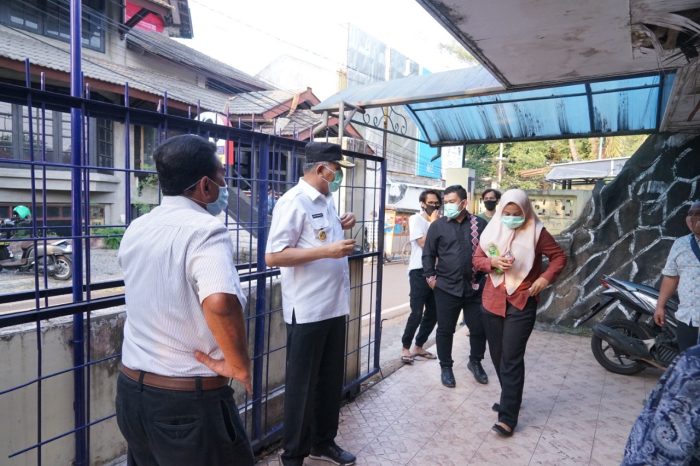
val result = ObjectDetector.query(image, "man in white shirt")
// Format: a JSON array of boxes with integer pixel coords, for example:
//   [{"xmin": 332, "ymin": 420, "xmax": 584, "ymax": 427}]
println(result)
[
  {"xmin": 116, "ymin": 135, "xmax": 254, "ymax": 466},
  {"xmin": 266, "ymin": 141, "xmax": 357, "ymax": 466},
  {"xmin": 400, "ymin": 189, "xmax": 441, "ymax": 363},
  {"xmin": 654, "ymin": 200, "xmax": 700, "ymax": 352}
]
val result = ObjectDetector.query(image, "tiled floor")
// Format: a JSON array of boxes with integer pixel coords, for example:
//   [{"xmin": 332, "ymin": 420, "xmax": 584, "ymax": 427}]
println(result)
[{"xmin": 256, "ymin": 328, "xmax": 663, "ymax": 465}]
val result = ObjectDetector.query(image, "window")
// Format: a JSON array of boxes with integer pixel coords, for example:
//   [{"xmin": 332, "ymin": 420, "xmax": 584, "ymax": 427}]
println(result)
[
  {"xmin": 0, "ymin": 102, "xmax": 13, "ymax": 160},
  {"xmin": 134, "ymin": 125, "xmax": 157, "ymax": 172},
  {"xmin": 94, "ymin": 118, "xmax": 113, "ymax": 169},
  {"xmin": 0, "ymin": 0, "xmax": 106, "ymax": 52},
  {"xmin": 22, "ymin": 106, "xmax": 57, "ymax": 161},
  {"xmin": 0, "ymin": 105, "xmax": 113, "ymax": 169},
  {"xmin": 60, "ymin": 112, "xmax": 71, "ymax": 163}
]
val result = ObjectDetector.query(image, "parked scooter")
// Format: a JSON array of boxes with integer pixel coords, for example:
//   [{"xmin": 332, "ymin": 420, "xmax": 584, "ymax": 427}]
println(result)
[
  {"xmin": 574, "ymin": 275, "xmax": 679, "ymax": 375},
  {"xmin": 0, "ymin": 218, "xmax": 73, "ymax": 281}
]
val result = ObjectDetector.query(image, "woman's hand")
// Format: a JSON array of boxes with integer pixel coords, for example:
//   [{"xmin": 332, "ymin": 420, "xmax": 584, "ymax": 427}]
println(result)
[
  {"xmin": 528, "ymin": 277, "xmax": 550, "ymax": 296},
  {"xmin": 490, "ymin": 256, "xmax": 513, "ymax": 271}
]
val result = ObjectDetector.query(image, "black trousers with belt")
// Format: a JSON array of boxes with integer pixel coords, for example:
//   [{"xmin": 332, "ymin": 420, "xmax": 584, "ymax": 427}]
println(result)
[
  {"xmin": 401, "ymin": 269, "xmax": 438, "ymax": 349},
  {"xmin": 115, "ymin": 373, "xmax": 254, "ymax": 466},
  {"xmin": 433, "ymin": 288, "xmax": 486, "ymax": 368},
  {"xmin": 482, "ymin": 299, "xmax": 538, "ymax": 429},
  {"xmin": 676, "ymin": 320, "xmax": 700, "ymax": 353},
  {"xmin": 281, "ymin": 314, "xmax": 346, "ymax": 466}
]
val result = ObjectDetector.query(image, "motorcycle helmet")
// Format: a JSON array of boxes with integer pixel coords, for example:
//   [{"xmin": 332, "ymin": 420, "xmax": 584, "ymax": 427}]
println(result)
[{"xmin": 13, "ymin": 205, "xmax": 31, "ymax": 220}]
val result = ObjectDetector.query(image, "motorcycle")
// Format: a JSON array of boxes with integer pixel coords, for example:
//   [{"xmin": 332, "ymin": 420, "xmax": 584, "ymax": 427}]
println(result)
[
  {"xmin": 0, "ymin": 219, "xmax": 73, "ymax": 281},
  {"xmin": 574, "ymin": 275, "xmax": 679, "ymax": 375}
]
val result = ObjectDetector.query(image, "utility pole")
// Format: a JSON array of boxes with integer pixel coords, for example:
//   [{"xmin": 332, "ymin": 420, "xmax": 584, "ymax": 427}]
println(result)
[{"xmin": 495, "ymin": 142, "xmax": 505, "ymax": 189}]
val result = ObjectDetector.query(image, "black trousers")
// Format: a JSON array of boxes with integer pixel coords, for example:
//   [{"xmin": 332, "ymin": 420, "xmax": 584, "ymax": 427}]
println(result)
[
  {"xmin": 281, "ymin": 314, "xmax": 346, "ymax": 465},
  {"xmin": 482, "ymin": 300, "xmax": 537, "ymax": 429},
  {"xmin": 401, "ymin": 269, "xmax": 438, "ymax": 349},
  {"xmin": 115, "ymin": 372, "xmax": 254, "ymax": 466},
  {"xmin": 433, "ymin": 288, "xmax": 486, "ymax": 368},
  {"xmin": 677, "ymin": 320, "xmax": 700, "ymax": 353}
]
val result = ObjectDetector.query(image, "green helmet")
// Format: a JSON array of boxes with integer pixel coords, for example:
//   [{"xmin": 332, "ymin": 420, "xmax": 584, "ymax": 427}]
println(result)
[{"xmin": 13, "ymin": 205, "xmax": 31, "ymax": 220}]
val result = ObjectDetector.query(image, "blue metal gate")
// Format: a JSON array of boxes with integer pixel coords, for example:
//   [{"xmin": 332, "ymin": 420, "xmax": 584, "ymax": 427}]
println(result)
[{"xmin": 0, "ymin": 61, "xmax": 385, "ymax": 465}]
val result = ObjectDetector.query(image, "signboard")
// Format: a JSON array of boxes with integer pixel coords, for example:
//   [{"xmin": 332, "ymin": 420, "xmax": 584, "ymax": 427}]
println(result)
[
  {"xmin": 196, "ymin": 112, "xmax": 235, "ymax": 166},
  {"xmin": 416, "ymin": 142, "xmax": 441, "ymax": 179},
  {"xmin": 125, "ymin": 2, "xmax": 165, "ymax": 33}
]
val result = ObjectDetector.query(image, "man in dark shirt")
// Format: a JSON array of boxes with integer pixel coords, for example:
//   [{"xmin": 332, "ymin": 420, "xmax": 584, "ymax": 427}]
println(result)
[{"xmin": 423, "ymin": 185, "xmax": 489, "ymax": 388}]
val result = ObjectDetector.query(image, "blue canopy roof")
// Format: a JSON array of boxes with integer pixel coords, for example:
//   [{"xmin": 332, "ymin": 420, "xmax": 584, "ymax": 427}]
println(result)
[{"xmin": 314, "ymin": 69, "xmax": 676, "ymax": 146}]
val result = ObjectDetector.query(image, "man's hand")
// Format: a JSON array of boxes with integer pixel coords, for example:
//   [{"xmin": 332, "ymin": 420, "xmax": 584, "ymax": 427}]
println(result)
[
  {"xmin": 339, "ymin": 213, "xmax": 356, "ymax": 230},
  {"xmin": 490, "ymin": 256, "xmax": 513, "ymax": 271},
  {"xmin": 195, "ymin": 350, "xmax": 253, "ymax": 394},
  {"xmin": 528, "ymin": 277, "xmax": 550, "ymax": 296},
  {"xmin": 428, "ymin": 209, "xmax": 440, "ymax": 223},
  {"xmin": 326, "ymin": 239, "xmax": 355, "ymax": 258},
  {"xmin": 654, "ymin": 276, "xmax": 677, "ymax": 327},
  {"xmin": 653, "ymin": 306, "xmax": 665, "ymax": 327},
  {"xmin": 426, "ymin": 275, "xmax": 437, "ymax": 289}
]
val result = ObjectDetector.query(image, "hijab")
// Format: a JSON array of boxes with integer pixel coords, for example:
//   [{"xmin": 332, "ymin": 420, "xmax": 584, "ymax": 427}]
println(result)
[{"xmin": 479, "ymin": 189, "xmax": 544, "ymax": 295}]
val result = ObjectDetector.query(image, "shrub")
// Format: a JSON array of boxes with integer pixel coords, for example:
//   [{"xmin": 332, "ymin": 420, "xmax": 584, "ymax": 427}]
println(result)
[{"xmin": 93, "ymin": 227, "xmax": 125, "ymax": 249}]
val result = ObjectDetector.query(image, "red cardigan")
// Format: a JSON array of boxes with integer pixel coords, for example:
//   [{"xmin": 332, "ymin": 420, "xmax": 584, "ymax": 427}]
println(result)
[{"xmin": 473, "ymin": 229, "xmax": 566, "ymax": 317}]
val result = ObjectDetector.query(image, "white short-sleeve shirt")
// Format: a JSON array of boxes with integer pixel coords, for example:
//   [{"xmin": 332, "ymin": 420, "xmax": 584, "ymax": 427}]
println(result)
[
  {"xmin": 266, "ymin": 178, "xmax": 350, "ymax": 324},
  {"xmin": 661, "ymin": 233, "xmax": 700, "ymax": 326},
  {"xmin": 118, "ymin": 196, "xmax": 247, "ymax": 377},
  {"xmin": 408, "ymin": 213, "xmax": 430, "ymax": 271}
]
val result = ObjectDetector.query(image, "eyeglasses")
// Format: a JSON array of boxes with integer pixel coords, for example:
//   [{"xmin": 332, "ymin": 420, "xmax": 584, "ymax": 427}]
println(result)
[
  {"xmin": 425, "ymin": 202, "xmax": 441, "ymax": 207},
  {"xmin": 688, "ymin": 212, "xmax": 700, "ymax": 219}
]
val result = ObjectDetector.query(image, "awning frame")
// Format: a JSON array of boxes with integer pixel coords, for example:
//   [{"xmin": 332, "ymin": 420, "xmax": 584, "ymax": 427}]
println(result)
[{"xmin": 317, "ymin": 69, "xmax": 675, "ymax": 147}]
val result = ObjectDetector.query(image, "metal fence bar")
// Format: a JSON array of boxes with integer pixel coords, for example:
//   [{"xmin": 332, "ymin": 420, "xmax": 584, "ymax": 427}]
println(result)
[
  {"xmin": 0, "ymin": 354, "xmax": 121, "ymax": 397},
  {"xmin": 252, "ymin": 137, "xmax": 270, "ymax": 440},
  {"xmin": 69, "ymin": 2, "xmax": 87, "ymax": 463}
]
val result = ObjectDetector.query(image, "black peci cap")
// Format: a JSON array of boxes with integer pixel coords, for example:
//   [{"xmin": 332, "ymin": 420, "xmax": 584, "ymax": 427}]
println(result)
[{"xmin": 304, "ymin": 141, "xmax": 355, "ymax": 168}]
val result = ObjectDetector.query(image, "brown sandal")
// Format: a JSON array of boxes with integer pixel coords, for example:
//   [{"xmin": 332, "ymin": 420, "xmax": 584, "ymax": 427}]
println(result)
[
  {"xmin": 492, "ymin": 422, "xmax": 513, "ymax": 437},
  {"xmin": 411, "ymin": 350, "xmax": 436, "ymax": 359}
]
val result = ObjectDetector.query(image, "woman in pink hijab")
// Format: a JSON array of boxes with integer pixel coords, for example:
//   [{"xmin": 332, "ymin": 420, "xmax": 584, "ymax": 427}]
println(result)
[{"xmin": 473, "ymin": 189, "xmax": 567, "ymax": 437}]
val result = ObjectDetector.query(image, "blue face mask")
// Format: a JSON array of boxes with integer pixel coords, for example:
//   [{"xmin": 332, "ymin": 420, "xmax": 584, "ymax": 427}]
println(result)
[
  {"xmin": 206, "ymin": 179, "xmax": 229, "ymax": 216},
  {"xmin": 501, "ymin": 215, "xmax": 525, "ymax": 229},
  {"xmin": 443, "ymin": 202, "xmax": 463, "ymax": 219},
  {"xmin": 185, "ymin": 177, "xmax": 229, "ymax": 216},
  {"xmin": 322, "ymin": 165, "xmax": 343, "ymax": 193}
]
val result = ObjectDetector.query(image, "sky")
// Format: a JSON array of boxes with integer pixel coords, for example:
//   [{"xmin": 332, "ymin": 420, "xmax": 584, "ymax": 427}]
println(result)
[{"xmin": 176, "ymin": 0, "xmax": 469, "ymax": 98}]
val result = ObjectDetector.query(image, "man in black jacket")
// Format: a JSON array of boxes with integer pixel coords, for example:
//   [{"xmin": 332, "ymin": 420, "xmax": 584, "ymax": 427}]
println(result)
[{"xmin": 423, "ymin": 184, "xmax": 489, "ymax": 388}]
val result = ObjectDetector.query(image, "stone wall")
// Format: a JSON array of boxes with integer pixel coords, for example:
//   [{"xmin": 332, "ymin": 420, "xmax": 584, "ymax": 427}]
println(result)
[{"xmin": 539, "ymin": 133, "xmax": 700, "ymax": 326}]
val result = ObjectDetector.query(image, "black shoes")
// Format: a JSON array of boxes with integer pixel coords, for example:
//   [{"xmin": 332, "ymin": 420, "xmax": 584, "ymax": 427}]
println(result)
[
  {"xmin": 467, "ymin": 360, "xmax": 488, "ymax": 384},
  {"xmin": 309, "ymin": 441, "xmax": 356, "ymax": 465},
  {"xmin": 441, "ymin": 367, "xmax": 456, "ymax": 388}
]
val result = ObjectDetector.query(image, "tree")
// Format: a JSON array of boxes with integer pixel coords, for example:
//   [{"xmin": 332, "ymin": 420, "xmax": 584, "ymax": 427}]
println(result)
[
  {"xmin": 437, "ymin": 41, "xmax": 476, "ymax": 64},
  {"xmin": 463, "ymin": 144, "xmax": 498, "ymax": 192},
  {"xmin": 605, "ymin": 135, "xmax": 648, "ymax": 158},
  {"xmin": 462, "ymin": 135, "xmax": 649, "ymax": 191}
]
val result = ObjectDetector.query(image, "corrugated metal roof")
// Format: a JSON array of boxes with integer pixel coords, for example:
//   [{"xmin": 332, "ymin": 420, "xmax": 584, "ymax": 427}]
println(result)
[
  {"xmin": 128, "ymin": 30, "xmax": 272, "ymax": 91},
  {"xmin": 314, "ymin": 66, "xmax": 503, "ymax": 111},
  {"xmin": 227, "ymin": 89, "xmax": 298, "ymax": 115},
  {"xmin": 0, "ymin": 25, "xmax": 234, "ymax": 112},
  {"xmin": 545, "ymin": 157, "xmax": 630, "ymax": 181},
  {"xmin": 315, "ymin": 68, "xmax": 675, "ymax": 146},
  {"xmin": 278, "ymin": 109, "xmax": 320, "ymax": 135}
]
